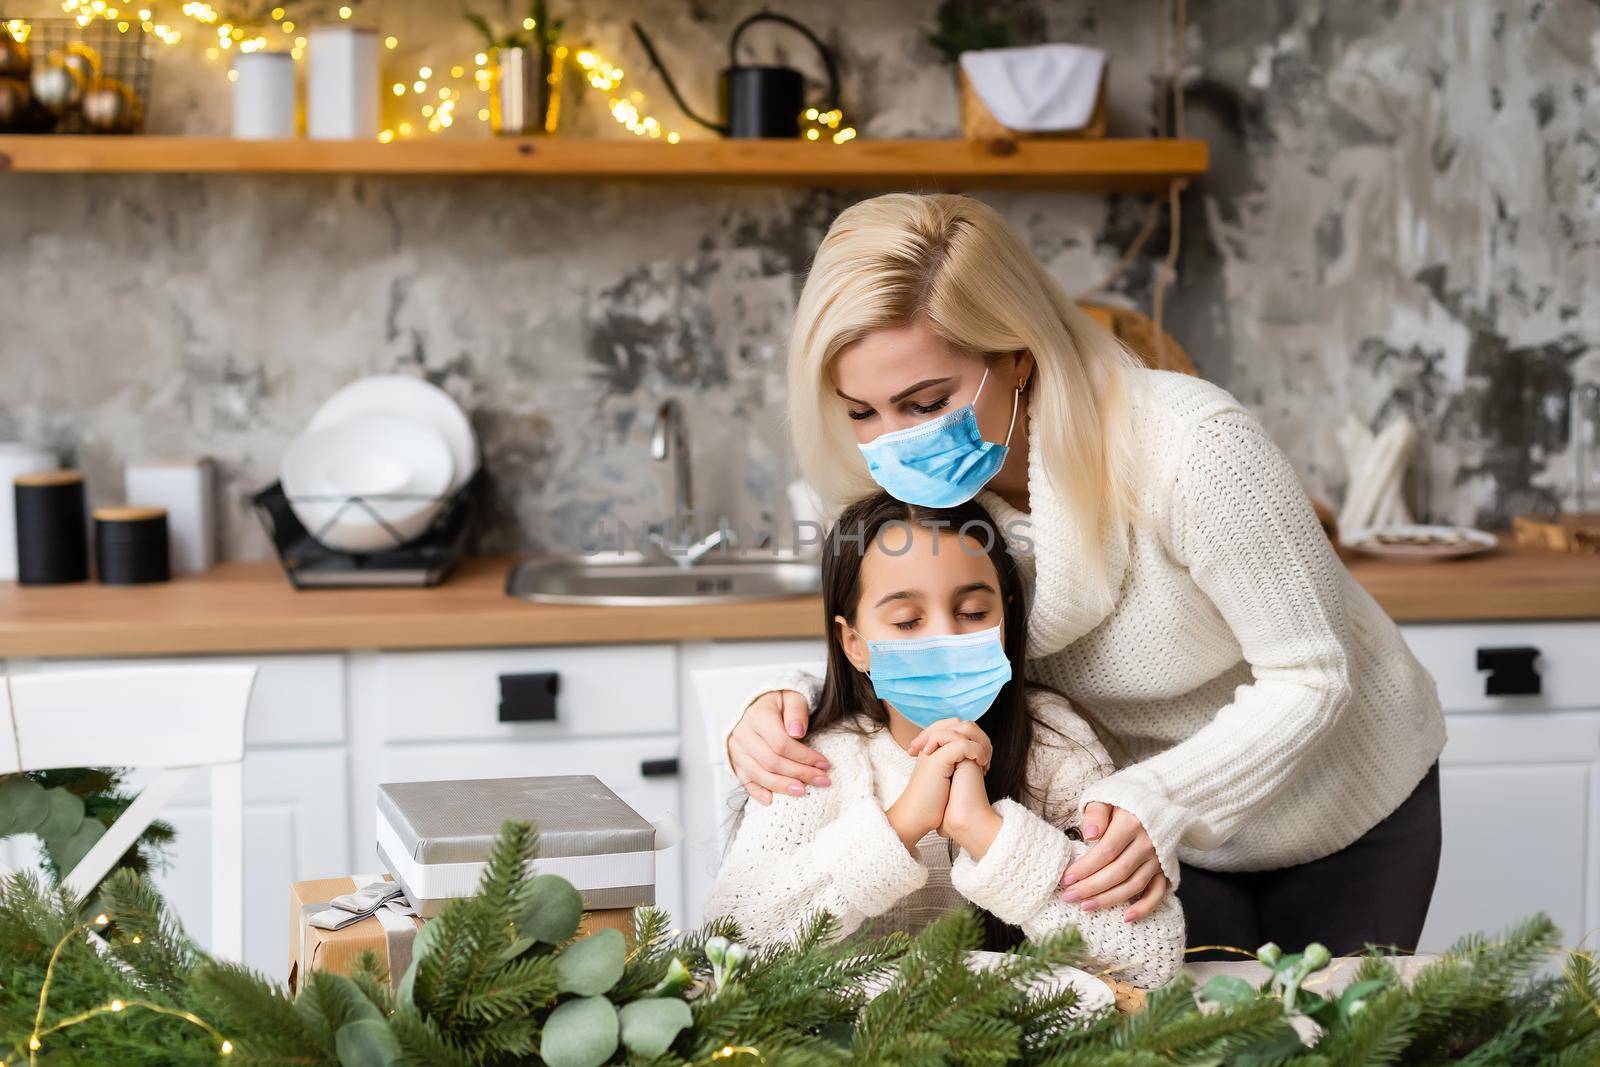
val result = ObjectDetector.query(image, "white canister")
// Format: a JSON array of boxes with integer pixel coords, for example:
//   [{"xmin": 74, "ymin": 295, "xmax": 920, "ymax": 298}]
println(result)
[
  {"xmin": 125, "ymin": 457, "xmax": 216, "ymax": 575},
  {"xmin": 307, "ymin": 25, "xmax": 378, "ymax": 139},
  {"xmin": 232, "ymin": 51, "xmax": 296, "ymax": 139},
  {"xmin": 0, "ymin": 443, "xmax": 58, "ymax": 581}
]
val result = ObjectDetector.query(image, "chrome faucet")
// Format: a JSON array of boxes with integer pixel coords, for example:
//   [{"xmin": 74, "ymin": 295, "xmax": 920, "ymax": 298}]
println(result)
[
  {"xmin": 650, "ymin": 399, "xmax": 693, "ymax": 527},
  {"xmin": 648, "ymin": 400, "xmax": 736, "ymax": 567}
]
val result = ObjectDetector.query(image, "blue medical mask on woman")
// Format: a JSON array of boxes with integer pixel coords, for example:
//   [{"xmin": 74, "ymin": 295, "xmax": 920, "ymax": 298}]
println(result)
[
  {"xmin": 857, "ymin": 625, "xmax": 1012, "ymax": 727},
  {"xmin": 856, "ymin": 367, "xmax": 1023, "ymax": 508}
]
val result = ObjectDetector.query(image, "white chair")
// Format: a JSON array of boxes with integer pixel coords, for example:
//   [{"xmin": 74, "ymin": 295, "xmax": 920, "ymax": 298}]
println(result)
[
  {"xmin": 0, "ymin": 664, "xmax": 256, "ymax": 959},
  {"xmin": 690, "ymin": 662, "xmax": 824, "ymax": 853}
]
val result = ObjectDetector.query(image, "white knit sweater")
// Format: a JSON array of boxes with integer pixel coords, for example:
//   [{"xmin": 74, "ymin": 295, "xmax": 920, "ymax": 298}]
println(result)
[
  {"xmin": 730, "ymin": 369, "xmax": 1447, "ymax": 887},
  {"xmin": 705, "ymin": 690, "xmax": 1187, "ymax": 988}
]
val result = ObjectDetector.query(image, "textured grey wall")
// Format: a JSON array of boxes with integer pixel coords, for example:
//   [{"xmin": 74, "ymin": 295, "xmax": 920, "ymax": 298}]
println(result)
[{"xmin": 2, "ymin": 0, "xmax": 1596, "ymax": 560}]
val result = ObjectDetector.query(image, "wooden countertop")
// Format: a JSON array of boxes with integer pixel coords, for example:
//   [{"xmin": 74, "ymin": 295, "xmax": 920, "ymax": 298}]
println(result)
[{"xmin": 0, "ymin": 544, "xmax": 1596, "ymax": 659}]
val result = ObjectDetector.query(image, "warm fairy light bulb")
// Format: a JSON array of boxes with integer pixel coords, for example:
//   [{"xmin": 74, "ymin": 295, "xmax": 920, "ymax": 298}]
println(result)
[
  {"xmin": 279, "ymin": 19, "xmax": 292, "ymax": 31},
  {"xmin": 421, "ymin": 104, "xmax": 433, "ymax": 117},
  {"xmin": 398, "ymin": 121, "xmax": 412, "ymax": 134},
  {"xmin": 418, "ymin": 66, "xmax": 431, "ymax": 78},
  {"xmin": 378, "ymin": 128, "xmax": 394, "ymax": 142},
  {"xmin": 477, "ymin": 107, "xmax": 488, "ymax": 121},
  {"xmin": 474, "ymin": 51, "xmax": 487, "ymax": 65},
  {"xmin": 28, "ymin": 1039, "xmax": 40, "ymax": 1051},
  {"xmin": 269, "ymin": 5, "xmax": 283, "ymax": 16},
  {"xmin": 94, "ymin": 913, "xmax": 109, "ymax": 925},
  {"xmin": 384, "ymin": 35, "xmax": 396, "ymax": 48},
  {"xmin": 227, "ymin": 67, "xmax": 238, "ymax": 80},
  {"xmin": 437, "ymin": 87, "xmax": 448, "ymax": 99},
  {"xmin": 412, "ymin": 80, "xmax": 425, "ymax": 92},
  {"xmin": 522, "ymin": 16, "xmax": 534, "ymax": 28},
  {"xmin": 805, "ymin": 128, "xmax": 819, "ymax": 140},
  {"xmin": 220, "ymin": 1041, "xmax": 234, "ymax": 1055},
  {"xmin": 667, "ymin": 131, "xmax": 680, "ymax": 143},
  {"xmin": 338, "ymin": 5, "xmax": 351, "ymax": 18},
  {"xmin": 131, "ymin": 935, "xmax": 142, "ymax": 943},
  {"xmin": 110, "ymin": 1000, "xmax": 125, "ymax": 1012},
  {"xmin": 450, "ymin": 64, "xmax": 463, "ymax": 77},
  {"xmin": 392, "ymin": 82, "xmax": 404, "ymax": 95}
]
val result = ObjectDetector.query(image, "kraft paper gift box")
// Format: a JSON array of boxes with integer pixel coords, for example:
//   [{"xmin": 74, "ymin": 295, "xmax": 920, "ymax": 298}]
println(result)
[
  {"xmin": 376, "ymin": 774, "xmax": 666, "ymax": 918},
  {"xmin": 288, "ymin": 874, "xmax": 636, "ymax": 992},
  {"xmin": 288, "ymin": 874, "xmax": 421, "ymax": 993}
]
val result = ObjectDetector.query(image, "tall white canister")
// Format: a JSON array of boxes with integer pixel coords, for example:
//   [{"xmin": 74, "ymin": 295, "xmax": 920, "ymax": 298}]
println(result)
[
  {"xmin": 232, "ymin": 50, "xmax": 296, "ymax": 138},
  {"xmin": 0, "ymin": 443, "xmax": 57, "ymax": 581},
  {"xmin": 307, "ymin": 25, "xmax": 378, "ymax": 139}
]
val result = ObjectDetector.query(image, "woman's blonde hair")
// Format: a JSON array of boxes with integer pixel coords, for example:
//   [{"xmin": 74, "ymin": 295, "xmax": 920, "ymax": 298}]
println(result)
[{"xmin": 788, "ymin": 192, "xmax": 1142, "ymax": 597}]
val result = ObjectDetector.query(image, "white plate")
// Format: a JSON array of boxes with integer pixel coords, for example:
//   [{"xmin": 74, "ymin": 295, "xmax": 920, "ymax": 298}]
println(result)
[
  {"xmin": 309, "ymin": 374, "xmax": 477, "ymax": 494},
  {"xmin": 1342, "ymin": 524, "xmax": 1498, "ymax": 561},
  {"xmin": 281, "ymin": 413, "xmax": 454, "ymax": 553}
]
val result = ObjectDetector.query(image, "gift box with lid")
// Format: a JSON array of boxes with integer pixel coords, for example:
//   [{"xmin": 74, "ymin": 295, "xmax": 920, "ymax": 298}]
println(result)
[{"xmin": 376, "ymin": 774, "xmax": 665, "ymax": 918}]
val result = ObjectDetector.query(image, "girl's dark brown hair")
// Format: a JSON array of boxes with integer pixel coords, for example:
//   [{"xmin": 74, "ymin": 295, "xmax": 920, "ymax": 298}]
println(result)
[{"xmin": 815, "ymin": 491, "xmax": 1037, "ymax": 808}]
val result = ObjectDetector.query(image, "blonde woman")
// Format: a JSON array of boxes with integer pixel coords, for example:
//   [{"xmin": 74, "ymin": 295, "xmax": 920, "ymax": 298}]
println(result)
[{"xmin": 722, "ymin": 193, "xmax": 1446, "ymax": 958}]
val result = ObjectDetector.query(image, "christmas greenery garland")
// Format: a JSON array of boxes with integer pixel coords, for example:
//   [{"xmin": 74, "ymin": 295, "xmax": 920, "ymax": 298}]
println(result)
[
  {"xmin": 0, "ymin": 819, "xmax": 1595, "ymax": 1065},
  {"xmin": 0, "ymin": 769, "xmax": 173, "ymax": 886}
]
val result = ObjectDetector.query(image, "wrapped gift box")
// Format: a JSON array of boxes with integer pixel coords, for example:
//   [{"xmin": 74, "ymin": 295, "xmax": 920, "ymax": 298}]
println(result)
[
  {"xmin": 288, "ymin": 874, "xmax": 634, "ymax": 991},
  {"xmin": 377, "ymin": 775, "xmax": 661, "ymax": 918}
]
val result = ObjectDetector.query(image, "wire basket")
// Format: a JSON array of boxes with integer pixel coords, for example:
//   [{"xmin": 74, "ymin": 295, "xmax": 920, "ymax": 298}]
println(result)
[
  {"xmin": 252, "ymin": 469, "xmax": 487, "ymax": 589},
  {"xmin": 3, "ymin": 15, "xmax": 155, "ymax": 133}
]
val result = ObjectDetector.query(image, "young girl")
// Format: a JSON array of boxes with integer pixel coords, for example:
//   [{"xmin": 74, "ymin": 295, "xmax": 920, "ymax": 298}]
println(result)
[{"xmin": 705, "ymin": 493, "xmax": 1186, "ymax": 988}]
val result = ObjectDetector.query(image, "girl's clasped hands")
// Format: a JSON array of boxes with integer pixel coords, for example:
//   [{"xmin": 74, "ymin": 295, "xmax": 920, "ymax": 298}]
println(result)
[{"xmin": 886, "ymin": 718, "xmax": 1002, "ymax": 859}]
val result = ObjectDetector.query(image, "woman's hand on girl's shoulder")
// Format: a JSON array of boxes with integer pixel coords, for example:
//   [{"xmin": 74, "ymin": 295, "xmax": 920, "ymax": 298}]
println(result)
[
  {"xmin": 729, "ymin": 690, "xmax": 834, "ymax": 805},
  {"xmin": 1059, "ymin": 803, "xmax": 1168, "ymax": 923}
]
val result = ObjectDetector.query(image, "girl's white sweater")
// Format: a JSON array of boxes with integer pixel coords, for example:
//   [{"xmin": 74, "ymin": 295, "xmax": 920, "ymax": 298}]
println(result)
[
  {"xmin": 727, "ymin": 369, "xmax": 1447, "ymax": 887},
  {"xmin": 705, "ymin": 690, "xmax": 1187, "ymax": 988}
]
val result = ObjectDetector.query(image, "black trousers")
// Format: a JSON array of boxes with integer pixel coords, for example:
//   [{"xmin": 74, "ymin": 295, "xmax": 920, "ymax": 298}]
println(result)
[{"xmin": 1176, "ymin": 762, "xmax": 1442, "ymax": 960}]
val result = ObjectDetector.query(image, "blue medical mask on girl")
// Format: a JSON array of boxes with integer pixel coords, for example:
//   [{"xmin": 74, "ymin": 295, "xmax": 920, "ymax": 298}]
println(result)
[
  {"xmin": 854, "ymin": 625, "xmax": 1012, "ymax": 728},
  {"xmin": 856, "ymin": 366, "xmax": 1023, "ymax": 508}
]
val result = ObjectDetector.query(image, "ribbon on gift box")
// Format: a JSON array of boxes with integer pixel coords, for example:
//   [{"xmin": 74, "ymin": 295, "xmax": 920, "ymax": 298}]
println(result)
[{"xmin": 293, "ymin": 873, "xmax": 423, "ymax": 991}]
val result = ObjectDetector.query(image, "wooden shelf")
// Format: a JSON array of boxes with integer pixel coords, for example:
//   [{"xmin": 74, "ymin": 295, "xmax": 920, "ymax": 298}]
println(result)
[{"xmin": 0, "ymin": 135, "xmax": 1207, "ymax": 189}]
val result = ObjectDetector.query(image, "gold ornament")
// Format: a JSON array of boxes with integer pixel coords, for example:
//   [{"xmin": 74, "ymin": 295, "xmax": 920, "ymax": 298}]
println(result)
[
  {"xmin": 0, "ymin": 75, "xmax": 29, "ymax": 129},
  {"xmin": 30, "ymin": 59, "xmax": 81, "ymax": 115},
  {"xmin": 82, "ymin": 78, "xmax": 139, "ymax": 132},
  {"xmin": 0, "ymin": 32, "xmax": 29, "ymax": 80},
  {"xmin": 61, "ymin": 41, "xmax": 101, "ymax": 85}
]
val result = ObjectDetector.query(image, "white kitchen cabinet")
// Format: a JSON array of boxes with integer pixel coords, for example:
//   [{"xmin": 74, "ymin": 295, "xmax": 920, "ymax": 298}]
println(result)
[
  {"xmin": 349, "ymin": 644, "xmax": 687, "ymax": 926},
  {"xmin": 1403, "ymin": 621, "xmax": 1600, "ymax": 953}
]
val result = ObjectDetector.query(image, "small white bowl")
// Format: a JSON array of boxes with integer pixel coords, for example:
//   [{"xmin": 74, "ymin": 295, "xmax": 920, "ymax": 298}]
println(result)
[
  {"xmin": 308, "ymin": 374, "xmax": 478, "ymax": 496},
  {"xmin": 281, "ymin": 413, "xmax": 454, "ymax": 553}
]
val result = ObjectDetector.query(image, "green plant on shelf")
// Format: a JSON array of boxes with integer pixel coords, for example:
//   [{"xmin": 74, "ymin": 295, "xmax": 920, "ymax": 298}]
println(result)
[{"xmin": 464, "ymin": 0, "xmax": 563, "ymax": 53}]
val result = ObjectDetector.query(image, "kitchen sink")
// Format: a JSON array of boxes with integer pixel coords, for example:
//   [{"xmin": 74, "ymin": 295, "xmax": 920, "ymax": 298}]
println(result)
[{"xmin": 506, "ymin": 553, "xmax": 821, "ymax": 606}]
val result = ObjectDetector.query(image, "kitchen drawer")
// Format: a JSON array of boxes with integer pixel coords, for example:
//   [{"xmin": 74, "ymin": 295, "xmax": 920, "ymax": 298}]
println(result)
[
  {"xmin": 379, "ymin": 736, "xmax": 685, "ymax": 923},
  {"xmin": 373, "ymin": 645, "xmax": 677, "ymax": 742},
  {"xmin": 7, "ymin": 654, "xmax": 345, "ymax": 746},
  {"xmin": 1401, "ymin": 622, "xmax": 1600, "ymax": 714}
]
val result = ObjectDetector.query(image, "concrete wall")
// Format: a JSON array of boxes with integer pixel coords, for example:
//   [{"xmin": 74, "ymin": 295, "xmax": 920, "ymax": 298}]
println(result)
[{"xmin": 3, "ymin": 0, "xmax": 1596, "ymax": 558}]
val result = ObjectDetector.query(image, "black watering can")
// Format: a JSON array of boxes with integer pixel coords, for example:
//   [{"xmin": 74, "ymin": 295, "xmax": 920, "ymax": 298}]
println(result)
[{"xmin": 631, "ymin": 12, "xmax": 840, "ymax": 139}]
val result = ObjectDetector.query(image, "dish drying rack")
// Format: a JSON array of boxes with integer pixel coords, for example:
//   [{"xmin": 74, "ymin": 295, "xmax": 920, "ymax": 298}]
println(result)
[{"xmin": 252, "ymin": 468, "xmax": 486, "ymax": 588}]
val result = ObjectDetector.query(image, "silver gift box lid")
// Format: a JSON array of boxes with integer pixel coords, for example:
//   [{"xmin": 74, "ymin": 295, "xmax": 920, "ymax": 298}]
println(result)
[{"xmin": 377, "ymin": 774, "xmax": 656, "ymax": 864}]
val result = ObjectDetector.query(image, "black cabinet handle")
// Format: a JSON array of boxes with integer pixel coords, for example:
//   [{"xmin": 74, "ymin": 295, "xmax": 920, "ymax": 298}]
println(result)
[
  {"xmin": 498, "ymin": 671, "xmax": 560, "ymax": 721},
  {"xmin": 640, "ymin": 758, "xmax": 679, "ymax": 778},
  {"xmin": 1476, "ymin": 646, "xmax": 1541, "ymax": 696}
]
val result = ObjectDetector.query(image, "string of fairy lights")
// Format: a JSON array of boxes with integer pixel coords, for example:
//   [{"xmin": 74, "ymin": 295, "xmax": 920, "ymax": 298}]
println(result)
[{"xmin": 17, "ymin": 0, "xmax": 857, "ymax": 143}]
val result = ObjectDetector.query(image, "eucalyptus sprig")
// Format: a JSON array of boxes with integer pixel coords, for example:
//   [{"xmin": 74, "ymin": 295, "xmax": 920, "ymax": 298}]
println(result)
[{"xmin": 463, "ymin": 0, "xmax": 562, "ymax": 52}]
